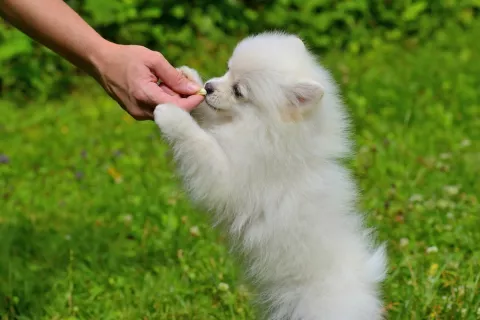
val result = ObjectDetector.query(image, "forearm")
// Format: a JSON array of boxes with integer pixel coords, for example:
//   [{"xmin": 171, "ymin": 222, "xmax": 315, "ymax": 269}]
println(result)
[
  {"xmin": 0, "ymin": 0, "xmax": 204, "ymax": 118},
  {"xmin": 0, "ymin": 0, "xmax": 111, "ymax": 77}
]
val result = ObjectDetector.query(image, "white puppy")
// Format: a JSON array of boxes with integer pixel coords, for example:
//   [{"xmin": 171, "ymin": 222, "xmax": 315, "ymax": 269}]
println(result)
[{"xmin": 154, "ymin": 32, "xmax": 386, "ymax": 320}]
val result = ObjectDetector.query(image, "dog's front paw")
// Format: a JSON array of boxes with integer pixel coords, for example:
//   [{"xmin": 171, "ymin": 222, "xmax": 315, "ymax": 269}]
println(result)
[
  {"xmin": 178, "ymin": 66, "xmax": 203, "ymax": 87},
  {"xmin": 154, "ymin": 104, "xmax": 191, "ymax": 130},
  {"xmin": 154, "ymin": 103, "xmax": 188, "ymax": 124}
]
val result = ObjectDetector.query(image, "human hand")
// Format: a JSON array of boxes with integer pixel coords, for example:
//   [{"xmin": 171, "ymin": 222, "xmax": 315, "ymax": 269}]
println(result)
[{"xmin": 93, "ymin": 43, "xmax": 204, "ymax": 120}]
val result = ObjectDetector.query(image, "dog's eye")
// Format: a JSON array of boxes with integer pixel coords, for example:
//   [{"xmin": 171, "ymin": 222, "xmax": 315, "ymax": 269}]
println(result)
[{"xmin": 233, "ymin": 83, "xmax": 243, "ymax": 98}]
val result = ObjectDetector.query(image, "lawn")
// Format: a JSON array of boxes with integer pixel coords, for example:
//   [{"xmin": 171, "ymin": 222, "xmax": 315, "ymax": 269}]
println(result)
[{"xmin": 1, "ymin": 24, "xmax": 479, "ymax": 320}]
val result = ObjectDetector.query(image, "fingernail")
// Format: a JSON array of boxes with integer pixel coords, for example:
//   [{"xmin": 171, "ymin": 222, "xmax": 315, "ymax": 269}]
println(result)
[{"xmin": 187, "ymin": 82, "xmax": 200, "ymax": 92}]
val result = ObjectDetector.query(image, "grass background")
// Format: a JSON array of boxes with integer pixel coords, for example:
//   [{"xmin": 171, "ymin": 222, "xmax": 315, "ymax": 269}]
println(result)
[{"xmin": 1, "ymin": 19, "xmax": 480, "ymax": 320}]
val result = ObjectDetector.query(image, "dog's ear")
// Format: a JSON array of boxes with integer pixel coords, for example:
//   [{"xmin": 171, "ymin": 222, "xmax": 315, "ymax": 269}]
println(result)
[
  {"xmin": 281, "ymin": 80, "xmax": 324, "ymax": 122},
  {"xmin": 286, "ymin": 80, "xmax": 324, "ymax": 108}
]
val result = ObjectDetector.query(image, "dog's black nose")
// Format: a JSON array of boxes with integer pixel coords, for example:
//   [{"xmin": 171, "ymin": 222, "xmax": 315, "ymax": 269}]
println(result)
[{"xmin": 204, "ymin": 82, "xmax": 214, "ymax": 95}]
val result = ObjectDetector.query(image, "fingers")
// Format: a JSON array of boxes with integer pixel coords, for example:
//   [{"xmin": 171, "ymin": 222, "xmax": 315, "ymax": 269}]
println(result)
[
  {"xmin": 171, "ymin": 94, "xmax": 205, "ymax": 111},
  {"xmin": 153, "ymin": 91, "xmax": 204, "ymax": 111},
  {"xmin": 129, "ymin": 109, "xmax": 153, "ymax": 121},
  {"xmin": 158, "ymin": 83, "xmax": 176, "ymax": 96},
  {"xmin": 156, "ymin": 83, "xmax": 204, "ymax": 110},
  {"xmin": 149, "ymin": 53, "xmax": 201, "ymax": 95},
  {"xmin": 143, "ymin": 82, "xmax": 204, "ymax": 111},
  {"xmin": 129, "ymin": 94, "xmax": 202, "ymax": 121},
  {"xmin": 127, "ymin": 92, "xmax": 203, "ymax": 121}
]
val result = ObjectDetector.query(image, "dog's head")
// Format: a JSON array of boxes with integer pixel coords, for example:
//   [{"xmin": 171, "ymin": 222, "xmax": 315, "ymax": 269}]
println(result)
[{"xmin": 202, "ymin": 32, "xmax": 327, "ymax": 123}]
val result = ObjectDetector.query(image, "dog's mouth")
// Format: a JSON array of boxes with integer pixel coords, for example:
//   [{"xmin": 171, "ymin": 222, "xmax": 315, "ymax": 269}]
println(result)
[{"xmin": 205, "ymin": 100, "xmax": 224, "ymax": 112}]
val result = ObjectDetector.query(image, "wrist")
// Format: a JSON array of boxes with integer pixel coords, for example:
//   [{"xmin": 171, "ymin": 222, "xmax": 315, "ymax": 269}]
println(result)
[{"xmin": 85, "ymin": 38, "xmax": 119, "ymax": 80}]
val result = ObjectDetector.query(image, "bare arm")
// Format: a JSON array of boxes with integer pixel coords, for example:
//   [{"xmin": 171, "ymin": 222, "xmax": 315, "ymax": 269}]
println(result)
[
  {"xmin": 0, "ymin": 0, "xmax": 109, "ymax": 76},
  {"xmin": 0, "ymin": 0, "xmax": 204, "ymax": 120}
]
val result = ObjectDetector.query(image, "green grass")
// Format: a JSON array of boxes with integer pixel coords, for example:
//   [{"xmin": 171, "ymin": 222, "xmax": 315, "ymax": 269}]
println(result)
[{"xmin": 1, "ymin": 24, "xmax": 479, "ymax": 320}]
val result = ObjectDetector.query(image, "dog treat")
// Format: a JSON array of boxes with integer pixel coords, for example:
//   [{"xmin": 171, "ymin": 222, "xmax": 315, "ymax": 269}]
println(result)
[{"xmin": 197, "ymin": 88, "xmax": 207, "ymax": 96}]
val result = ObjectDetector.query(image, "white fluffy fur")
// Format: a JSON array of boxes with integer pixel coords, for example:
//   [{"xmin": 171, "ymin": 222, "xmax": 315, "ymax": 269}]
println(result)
[{"xmin": 154, "ymin": 32, "xmax": 386, "ymax": 320}]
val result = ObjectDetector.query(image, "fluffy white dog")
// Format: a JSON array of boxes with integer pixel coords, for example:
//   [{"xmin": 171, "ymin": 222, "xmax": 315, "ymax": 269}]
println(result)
[{"xmin": 154, "ymin": 32, "xmax": 386, "ymax": 320}]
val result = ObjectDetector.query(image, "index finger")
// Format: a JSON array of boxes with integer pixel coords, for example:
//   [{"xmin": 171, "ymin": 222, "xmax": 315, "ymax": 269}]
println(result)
[
  {"xmin": 144, "ymin": 82, "xmax": 203, "ymax": 111},
  {"xmin": 169, "ymin": 94, "xmax": 205, "ymax": 111},
  {"xmin": 149, "ymin": 53, "xmax": 200, "ymax": 95}
]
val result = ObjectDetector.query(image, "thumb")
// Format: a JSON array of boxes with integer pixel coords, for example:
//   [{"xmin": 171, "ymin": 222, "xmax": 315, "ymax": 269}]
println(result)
[{"xmin": 150, "ymin": 52, "xmax": 200, "ymax": 95}]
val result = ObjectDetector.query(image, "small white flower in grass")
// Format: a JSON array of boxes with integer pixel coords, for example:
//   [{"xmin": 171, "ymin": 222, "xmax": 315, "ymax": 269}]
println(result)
[
  {"xmin": 443, "ymin": 185, "xmax": 460, "ymax": 196},
  {"xmin": 409, "ymin": 194, "xmax": 423, "ymax": 202},
  {"xmin": 237, "ymin": 284, "xmax": 250, "ymax": 297},
  {"xmin": 425, "ymin": 199, "xmax": 436, "ymax": 209},
  {"xmin": 440, "ymin": 153, "xmax": 452, "ymax": 160},
  {"xmin": 436, "ymin": 199, "xmax": 450, "ymax": 209},
  {"xmin": 218, "ymin": 282, "xmax": 229, "ymax": 292},
  {"xmin": 189, "ymin": 225, "xmax": 200, "ymax": 237},
  {"xmin": 460, "ymin": 139, "xmax": 471, "ymax": 148},
  {"xmin": 238, "ymin": 284, "xmax": 248, "ymax": 292},
  {"xmin": 426, "ymin": 246, "xmax": 438, "ymax": 254},
  {"xmin": 359, "ymin": 145, "xmax": 369, "ymax": 153},
  {"xmin": 399, "ymin": 238, "xmax": 409, "ymax": 247},
  {"xmin": 446, "ymin": 212, "xmax": 455, "ymax": 219},
  {"xmin": 123, "ymin": 214, "xmax": 133, "ymax": 223},
  {"xmin": 435, "ymin": 161, "xmax": 450, "ymax": 172}
]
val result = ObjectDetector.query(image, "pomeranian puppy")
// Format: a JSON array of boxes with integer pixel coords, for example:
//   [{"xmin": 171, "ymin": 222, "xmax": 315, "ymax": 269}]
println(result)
[{"xmin": 154, "ymin": 32, "xmax": 386, "ymax": 320}]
